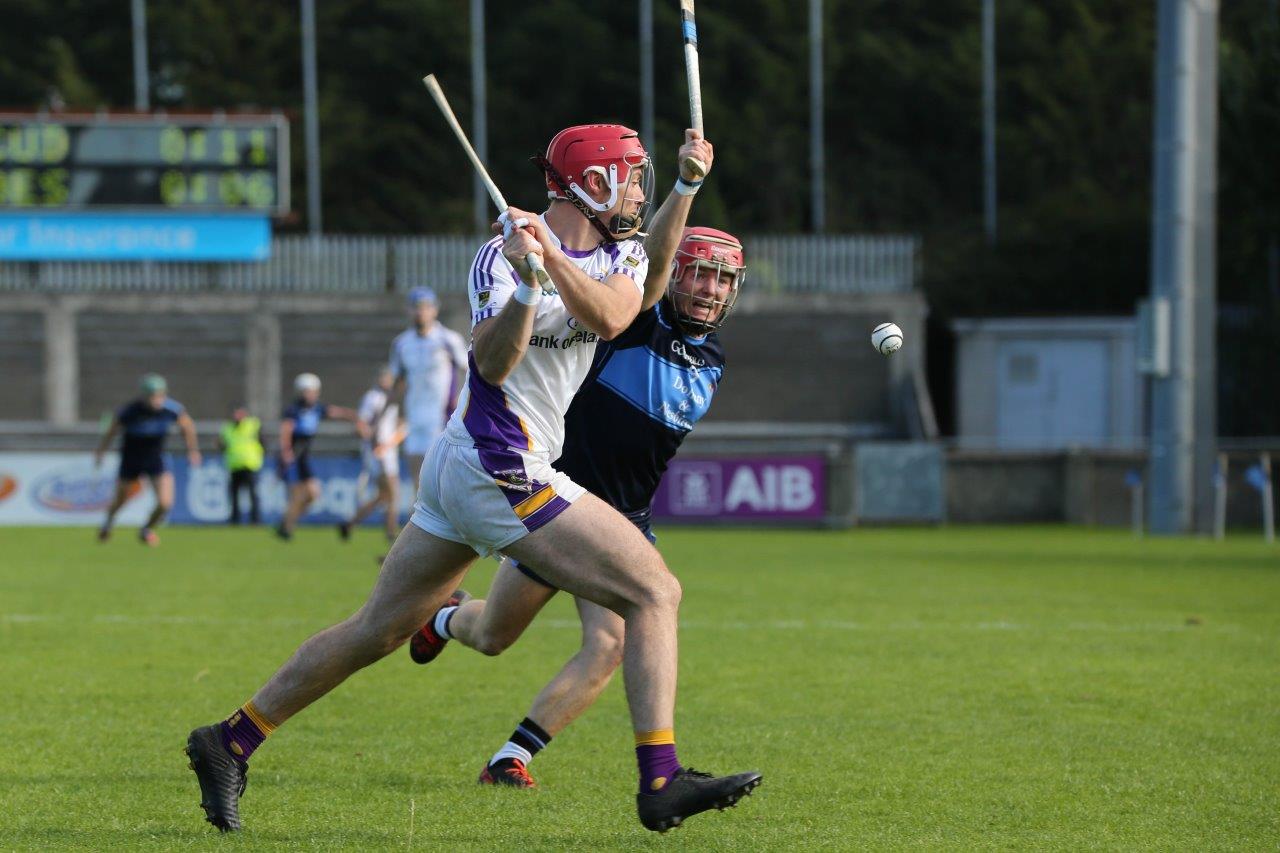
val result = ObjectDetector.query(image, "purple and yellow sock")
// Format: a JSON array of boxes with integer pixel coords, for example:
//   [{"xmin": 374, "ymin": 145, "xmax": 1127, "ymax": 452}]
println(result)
[
  {"xmin": 635, "ymin": 729, "xmax": 682, "ymax": 794},
  {"xmin": 219, "ymin": 701, "xmax": 276, "ymax": 762}
]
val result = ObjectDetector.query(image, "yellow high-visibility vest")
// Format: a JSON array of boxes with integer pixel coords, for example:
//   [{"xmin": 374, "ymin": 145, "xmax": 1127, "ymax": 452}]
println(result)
[{"xmin": 221, "ymin": 417, "xmax": 264, "ymax": 472}]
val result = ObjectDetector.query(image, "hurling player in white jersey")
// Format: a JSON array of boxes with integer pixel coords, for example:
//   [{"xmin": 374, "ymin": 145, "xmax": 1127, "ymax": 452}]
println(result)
[
  {"xmin": 388, "ymin": 287, "xmax": 468, "ymax": 489},
  {"xmin": 338, "ymin": 365, "xmax": 407, "ymax": 544},
  {"xmin": 184, "ymin": 124, "xmax": 758, "ymax": 835}
]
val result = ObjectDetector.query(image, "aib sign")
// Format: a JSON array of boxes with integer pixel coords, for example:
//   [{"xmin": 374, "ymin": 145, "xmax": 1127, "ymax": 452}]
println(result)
[{"xmin": 653, "ymin": 456, "xmax": 825, "ymax": 521}]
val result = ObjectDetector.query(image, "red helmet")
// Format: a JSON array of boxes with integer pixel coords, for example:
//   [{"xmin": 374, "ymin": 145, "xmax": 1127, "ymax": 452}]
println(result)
[
  {"xmin": 537, "ymin": 124, "xmax": 653, "ymax": 241},
  {"xmin": 668, "ymin": 226, "xmax": 746, "ymax": 337}
]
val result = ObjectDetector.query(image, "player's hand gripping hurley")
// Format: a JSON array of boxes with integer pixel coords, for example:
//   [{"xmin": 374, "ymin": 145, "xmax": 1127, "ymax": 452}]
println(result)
[
  {"xmin": 422, "ymin": 74, "xmax": 556, "ymax": 295},
  {"xmin": 679, "ymin": 0, "xmax": 707, "ymax": 178}
]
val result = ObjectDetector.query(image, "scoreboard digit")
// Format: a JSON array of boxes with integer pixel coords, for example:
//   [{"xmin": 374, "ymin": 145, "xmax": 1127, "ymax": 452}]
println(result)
[{"xmin": 0, "ymin": 114, "xmax": 290, "ymax": 215}]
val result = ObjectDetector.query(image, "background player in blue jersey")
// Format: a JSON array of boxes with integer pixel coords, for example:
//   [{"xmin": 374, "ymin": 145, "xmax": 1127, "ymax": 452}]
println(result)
[
  {"xmin": 388, "ymin": 287, "xmax": 468, "ymax": 492},
  {"xmin": 409, "ymin": 223, "xmax": 746, "ymax": 788},
  {"xmin": 275, "ymin": 373, "xmax": 363, "ymax": 540},
  {"xmin": 93, "ymin": 373, "xmax": 201, "ymax": 546}
]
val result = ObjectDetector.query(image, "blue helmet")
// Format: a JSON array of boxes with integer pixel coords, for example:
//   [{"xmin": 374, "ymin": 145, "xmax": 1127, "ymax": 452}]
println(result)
[{"xmin": 407, "ymin": 286, "xmax": 437, "ymax": 307}]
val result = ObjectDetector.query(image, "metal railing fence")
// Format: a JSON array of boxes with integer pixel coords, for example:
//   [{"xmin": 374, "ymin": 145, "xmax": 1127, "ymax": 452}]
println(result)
[{"xmin": 0, "ymin": 233, "xmax": 920, "ymax": 295}]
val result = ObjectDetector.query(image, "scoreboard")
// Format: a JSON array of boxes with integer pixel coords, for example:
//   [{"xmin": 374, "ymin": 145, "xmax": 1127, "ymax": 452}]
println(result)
[{"xmin": 0, "ymin": 114, "xmax": 289, "ymax": 215}]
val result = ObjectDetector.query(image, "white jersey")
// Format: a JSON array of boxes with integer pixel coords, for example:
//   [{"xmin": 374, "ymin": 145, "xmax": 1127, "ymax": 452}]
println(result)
[
  {"xmin": 357, "ymin": 387, "xmax": 400, "ymax": 449},
  {"xmin": 389, "ymin": 325, "xmax": 468, "ymax": 431},
  {"xmin": 445, "ymin": 215, "xmax": 649, "ymax": 459}
]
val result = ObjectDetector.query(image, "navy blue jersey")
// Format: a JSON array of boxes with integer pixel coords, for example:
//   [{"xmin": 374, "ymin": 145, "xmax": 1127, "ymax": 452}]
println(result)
[
  {"xmin": 116, "ymin": 398, "xmax": 185, "ymax": 458},
  {"xmin": 556, "ymin": 300, "xmax": 724, "ymax": 515},
  {"xmin": 282, "ymin": 399, "xmax": 326, "ymax": 452}
]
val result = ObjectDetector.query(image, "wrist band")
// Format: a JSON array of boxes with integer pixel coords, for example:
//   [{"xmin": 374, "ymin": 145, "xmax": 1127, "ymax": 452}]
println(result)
[
  {"xmin": 514, "ymin": 282, "xmax": 541, "ymax": 305},
  {"xmin": 675, "ymin": 176, "xmax": 703, "ymax": 196}
]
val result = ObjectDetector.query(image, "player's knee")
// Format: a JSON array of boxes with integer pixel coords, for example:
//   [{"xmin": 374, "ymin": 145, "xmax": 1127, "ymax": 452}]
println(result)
[
  {"xmin": 355, "ymin": 614, "xmax": 413, "ymax": 660},
  {"xmin": 472, "ymin": 627, "xmax": 515, "ymax": 657},
  {"xmin": 634, "ymin": 569, "xmax": 682, "ymax": 613},
  {"xmin": 344, "ymin": 601, "xmax": 414, "ymax": 661}
]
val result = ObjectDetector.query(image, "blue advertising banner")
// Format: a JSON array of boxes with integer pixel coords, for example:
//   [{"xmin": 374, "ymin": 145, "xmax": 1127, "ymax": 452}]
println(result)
[
  {"xmin": 171, "ymin": 456, "xmax": 399, "ymax": 525},
  {"xmin": 0, "ymin": 212, "xmax": 270, "ymax": 261},
  {"xmin": 0, "ymin": 453, "xmax": 404, "ymax": 526}
]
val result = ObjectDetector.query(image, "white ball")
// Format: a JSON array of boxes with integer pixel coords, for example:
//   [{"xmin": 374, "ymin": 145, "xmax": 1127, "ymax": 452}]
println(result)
[{"xmin": 871, "ymin": 322, "xmax": 903, "ymax": 355}]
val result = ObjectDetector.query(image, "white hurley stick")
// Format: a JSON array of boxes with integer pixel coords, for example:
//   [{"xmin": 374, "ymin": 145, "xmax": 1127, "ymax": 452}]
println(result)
[
  {"xmin": 679, "ymin": 0, "xmax": 708, "ymax": 178},
  {"xmin": 422, "ymin": 74, "xmax": 555, "ymax": 294}
]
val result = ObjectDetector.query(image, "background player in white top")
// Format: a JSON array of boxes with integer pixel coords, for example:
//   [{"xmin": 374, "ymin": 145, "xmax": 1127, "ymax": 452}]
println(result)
[
  {"xmin": 185, "ymin": 125, "xmax": 758, "ymax": 834},
  {"xmin": 389, "ymin": 287, "xmax": 467, "ymax": 489},
  {"xmin": 338, "ymin": 365, "xmax": 407, "ymax": 544}
]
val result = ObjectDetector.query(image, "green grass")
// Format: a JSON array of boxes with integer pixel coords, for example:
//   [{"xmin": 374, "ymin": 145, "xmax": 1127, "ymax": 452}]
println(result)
[{"xmin": 1, "ymin": 525, "xmax": 1277, "ymax": 851}]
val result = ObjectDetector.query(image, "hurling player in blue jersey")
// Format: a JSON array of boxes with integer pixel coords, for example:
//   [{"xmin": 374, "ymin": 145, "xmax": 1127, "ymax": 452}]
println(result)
[
  {"xmin": 275, "ymin": 373, "xmax": 363, "ymax": 540},
  {"xmin": 409, "ymin": 222, "xmax": 745, "ymax": 789},
  {"xmin": 94, "ymin": 373, "xmax": 201, "ymax": 546}
]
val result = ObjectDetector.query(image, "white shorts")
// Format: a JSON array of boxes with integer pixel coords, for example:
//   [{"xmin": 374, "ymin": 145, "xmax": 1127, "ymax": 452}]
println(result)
[
  {"xmin": 410, "ymin": 436, "xmax": 585, "ymax": 557},
  {"xmin": 361, "ymin": 446, "xmax": 400, "ymax": 480},
  {"xmin": 403, "ymin": 423, "xmax": 442, "ymax": 456}
]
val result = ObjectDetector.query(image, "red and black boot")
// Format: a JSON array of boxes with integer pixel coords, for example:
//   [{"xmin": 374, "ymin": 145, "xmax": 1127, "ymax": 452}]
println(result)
[{"xmin": 408, "ymin": 589, "xmax": 471, "ymax": 664}]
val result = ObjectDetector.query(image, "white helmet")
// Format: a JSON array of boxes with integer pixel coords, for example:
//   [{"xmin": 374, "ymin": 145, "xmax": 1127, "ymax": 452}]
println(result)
[{"xmin": 294, "ymin": 372, "xmax": 321, "ymax": 394}]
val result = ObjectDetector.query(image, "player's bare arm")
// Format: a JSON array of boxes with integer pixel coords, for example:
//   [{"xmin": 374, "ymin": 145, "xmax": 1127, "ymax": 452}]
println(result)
[
  {"xmin": 324, "ymin": 405, "xmax": 359, "ymax": 422},
  {"xmin": 500, "ymin": 206, "xmax": 640, "ymax": 340},
  {"xmin": 641, "ymin": 130, "xmax": 714, "ymax": 311},
  {"xmin": 93, "ymin": 418, "xmax": 119, "ymax": 468},
  {"xmin": 446, "ymin": 350, "xmax": 466, "ymax": 414},
  {"xmin": 384, "ymin": 376, "xmax": 408, "ymax": 413},
  {"xmin": 376, "ymin": 421, "xmax": 409, "ymax": 457},
  {"xmin": 376, "ymin": 374, "xmax": 410, "ymax": 430},
  {"xmin": 278, "ymin": 419, "xmax": 295, "ymax": 464},
  {"xmin": 470, "ymin": 224, "xmax": 543, "ymax": 384},
  {"xmin": 322, "ymin": 405, "xmax": 368, "ymax": 439},
  {"xmin": 177, "ymin": 411, "xmax": 202, "ymax": 466}
]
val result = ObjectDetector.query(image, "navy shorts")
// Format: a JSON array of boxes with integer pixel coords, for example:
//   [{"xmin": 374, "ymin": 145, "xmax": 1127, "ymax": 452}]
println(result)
[
  {"xmin": 279, "ymin": 453, "xmax": 315, "ymax": 483},
  {"xmin": 513, "ymin": 507, "xmax": 656, "ymax": 590},
  {"xmin": 118, "ymin": 453, "xmax": 167, "ymax": 481}
]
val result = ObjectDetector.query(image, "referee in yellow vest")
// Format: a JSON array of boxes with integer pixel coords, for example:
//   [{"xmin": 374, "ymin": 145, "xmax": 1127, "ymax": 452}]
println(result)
[{"xmin": 218, "ymin": 406, "xmax": 265, "ymax": 525}]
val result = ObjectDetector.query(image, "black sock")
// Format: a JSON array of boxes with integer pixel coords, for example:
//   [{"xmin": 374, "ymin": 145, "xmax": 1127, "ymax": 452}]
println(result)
[
  {"xmin": 511, "ymin": 717, "xmax": 552, "ymax": 757},
  {"xmin": 491, "ymin": 716, "xmax": 553, "ymax": 766}
]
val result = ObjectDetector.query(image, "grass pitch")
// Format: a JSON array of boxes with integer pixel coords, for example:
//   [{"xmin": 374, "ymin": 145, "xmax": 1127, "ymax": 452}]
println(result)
[{"xmin": 1, "ymin": 525, "xmax": 1277, "ymax": 850}]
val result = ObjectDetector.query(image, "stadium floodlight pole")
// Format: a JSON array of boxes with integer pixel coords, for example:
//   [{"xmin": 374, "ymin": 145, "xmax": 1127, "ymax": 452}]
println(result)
[
  {"xmin": 1147, "ymin": 0, "xmax": 1219, "ymax": 534},
  {"xmin": 423, "ymin": 75, "xmax": 556, "ymax": 295},
  {"xmin": 982, "ymin": 0, "xmax": 997, "ymax": 243},
  {"xmin": 1264, "ymin": 453, "xmax": 1276, "ymax": 543},
  {"xmin": 131, "ymin": 0, "xmax": 149, "ymax": 111},
  {"xmin": 470, "ymin": 0, "xmax": 489, "ymax": 233},
  {"xmin": 300, "ymin": 0, "xmax": 323, "ymax": 239},
  {"xmin": 640, "ymin": 0, "xmax": 655, "ymax": 156},
  {"xmin": 809, "ymin": 0, "xmax": 826, "ymax": 232},
  {"xmin": 1189, "ymin": 0, "xmax": 1220, "ymax": 535}
]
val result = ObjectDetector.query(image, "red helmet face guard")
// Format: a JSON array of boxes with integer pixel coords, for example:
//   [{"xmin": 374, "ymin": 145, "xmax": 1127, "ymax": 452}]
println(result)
[
  {"xmin": 668, "ymin": 227, "xmax": 746, "ymax": 337},
  {"xmin": 536, "ymin": 124, "xmax": 653, "ymax": 242}
]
